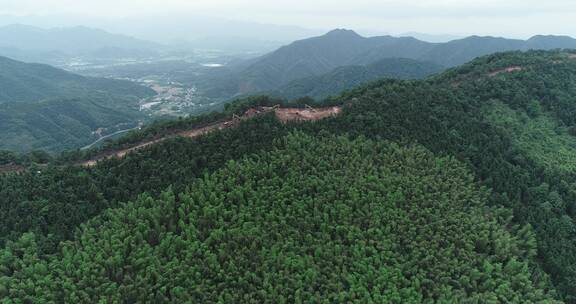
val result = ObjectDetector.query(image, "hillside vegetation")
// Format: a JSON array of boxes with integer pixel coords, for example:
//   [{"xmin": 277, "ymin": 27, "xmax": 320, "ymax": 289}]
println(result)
[
  {"xmin": 0, "ymin": 134, "xmax": 559, "ymax": 302},
  {"xmin": 0, "ymin": 56, "xmax": 154, "ymax": 152},
  {"xmin": 273, "ymin": 58, "xmax": 443, "ymax": 99},
  {"xmin": 0, "ymin": 56, "xmax": 152, "ymax": 104},
  {"xmin": 0, "ymin": 96, "xmax": 146, "ymax": 152},
  {"xmin": 3, "ymin": 50, "xmax": 576, "ymax": 301}
]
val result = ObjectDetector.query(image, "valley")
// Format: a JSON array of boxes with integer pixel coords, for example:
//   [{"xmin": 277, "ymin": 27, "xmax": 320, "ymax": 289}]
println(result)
[
  {"xmin": 137, "ymin": 81, "xmax": 217, "ymax": 116},
  {"xmin": 60, "ymin": 51, "xmax": 243, "ymax": 117}
]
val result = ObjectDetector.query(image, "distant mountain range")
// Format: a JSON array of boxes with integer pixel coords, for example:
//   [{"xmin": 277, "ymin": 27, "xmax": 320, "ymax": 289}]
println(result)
[
  {"xmin": 0, "ymin": 25, "xmax": 161, "ymax": 63},
  {"xmin": 199, "ymin": 29, "xmax": 576, "ymax": 97},
  {"xmin": 418, "ymin": 35, "xmax": 576, "ymax": 67},
  {"xmin": 398, "ymin": 32, "xmax": 463, "ymax": 43},
  {"xmin": 0, "ymin": 14, "xmax": 323, "ymax": 45},
  {"xmin": 0, "ymin": 56, "xmax": 154, "ymax": 152}
]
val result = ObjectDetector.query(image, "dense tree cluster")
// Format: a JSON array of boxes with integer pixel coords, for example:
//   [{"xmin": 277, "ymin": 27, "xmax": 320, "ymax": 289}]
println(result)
[
  {"xmin": 0, "ymin": 115, "xmax": 290, "ymax": 252},
  {"xmin": 0, "ymin": 150, "xmax": 55, "ymax": 167},
  {"xmin": 0, "ymin": 134, "xmax": 558, "ymax": 302}
]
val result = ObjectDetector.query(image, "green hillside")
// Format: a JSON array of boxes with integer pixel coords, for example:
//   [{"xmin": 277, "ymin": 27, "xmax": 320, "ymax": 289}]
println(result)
[
  {"xmin": 0, "ymin": 56, "xmax": 155, "ymax": 152},
  {"xmin": 199, "ymin": 30, "xmax": 576, "ymax": 97},
  {"xmin": 0, "ymin": 56, "xmax": 152, "ymax": 104},
  {"xmin": 0, "ymin": 133, "xmax": 558, "ymax": 302},
  {"xmin": 274, "ymin": 58, "xmax": 443, "ymax": 99},
  {"xmin": 4, "ymin": 50, "xmax": 576, "ymax": 301},
  {"xmin": 0, "ymin": 96, "xmax": 144, "ymax": 152}
]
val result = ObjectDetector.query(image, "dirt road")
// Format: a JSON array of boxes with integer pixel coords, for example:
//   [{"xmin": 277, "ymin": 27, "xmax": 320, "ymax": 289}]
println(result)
[{"xmin": 81, "ymin": 105, "xmax": 342, "ymax": 167}]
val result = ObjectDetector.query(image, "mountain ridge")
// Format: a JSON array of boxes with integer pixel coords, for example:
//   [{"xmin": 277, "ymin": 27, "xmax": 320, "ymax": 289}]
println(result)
[
  {"xmin": 0, "ymin": 55, "xmax": 153, "ymax": 104},
  {"xmin": 272, "ymin": 57, "xmax": 444, "ymax": 99},
  {"xmin": 0, "ymin": 24, "xmax": 162, "ymax": 63},
  {"xmin": 0, "ymin": 24, "xmax": 161, "ymax": 52},
  {"xmin": 202, "ymin": 30, "xmax": 576, "ymax": 97}
]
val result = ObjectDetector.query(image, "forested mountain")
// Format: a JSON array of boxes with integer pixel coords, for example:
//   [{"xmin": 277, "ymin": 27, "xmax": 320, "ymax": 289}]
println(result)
[
  {"xmin": 0, "ymin": 56, "xmax": 155, "ymax": 152},
  {"xmin": 407, "ymin": 36, "xmax": 524, "ymax": 67},
  {"xmin": 201, "ymin": 29, "xmax": 576, "ymax": 97},
  {"xmin": 202, "ymin": 29, "xmax": 435, "ymax": 96},
  {"xmin": 0, "ymin": 97, "xmax": 146, "ymax": 152},
  {"xmin": 0, "ymin": 134, "xmax": 559, "ymax": 302},
  {"xmin": 526, "ymin": 35, "xmax": 576, "ymax": 49},
  {"xmin": 0, "ymin": 56, "xmax": 152, "ymax": 104},
  {"xmin": 0, "ymin": 24, "xmax": 161, "ymax": 63},
  {"xmin": 272, "ymin": 58, "xmax": 444, "ymax": 99},
  {"xmin": 4, "ymin": 50, "xmax": 576, "ymax": 301}
]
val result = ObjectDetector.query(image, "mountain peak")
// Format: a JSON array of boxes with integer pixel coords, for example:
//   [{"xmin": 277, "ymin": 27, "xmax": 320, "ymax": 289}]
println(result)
[
  {"xmin": 527, "ymin": 34, "xmax": 575, "ymax": 41},
  {"xmin": 324, "ymin": 29, "xmax": 362, "ymax": 39}
]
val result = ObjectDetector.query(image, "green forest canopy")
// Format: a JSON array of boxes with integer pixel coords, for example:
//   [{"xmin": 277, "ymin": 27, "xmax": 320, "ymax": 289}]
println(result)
[{"xmin": 0, "ymin": 133, "xmax": 559, "ymax": 302}]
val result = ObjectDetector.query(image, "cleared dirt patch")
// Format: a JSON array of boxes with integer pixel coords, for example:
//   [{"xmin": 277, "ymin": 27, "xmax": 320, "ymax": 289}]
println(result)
[
  {"xmin": 569, "ymin": 54, "xmax": 576, "ymax": 59},
  {"xmin": 275, "ymin": 106, "xmax": 342, "ymax": 122},
  {"xmin": 488, "ymin": 66, "xmax": 523, "ymax": 77}
]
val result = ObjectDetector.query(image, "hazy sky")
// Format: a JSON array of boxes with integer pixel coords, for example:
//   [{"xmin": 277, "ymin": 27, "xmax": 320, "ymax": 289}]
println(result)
[{"xmin": 1, "ymin": 0, "xmax": 575, "ymax": 38}]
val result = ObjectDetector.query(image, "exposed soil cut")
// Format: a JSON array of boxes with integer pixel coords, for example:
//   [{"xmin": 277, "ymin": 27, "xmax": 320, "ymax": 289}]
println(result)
[
  {"xmin": 488, "ymin": 66, "xmax": 523, "ymax": 77},
  {"xmin": 275, "ymin": 107, "xmax": 342, "ymax": 122}
]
